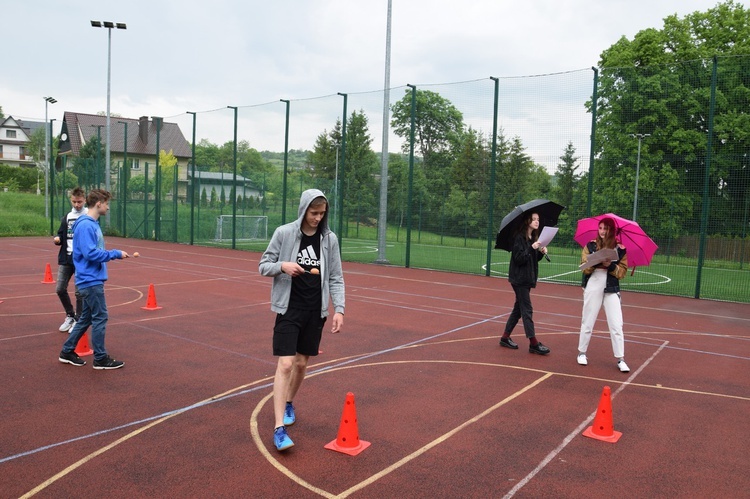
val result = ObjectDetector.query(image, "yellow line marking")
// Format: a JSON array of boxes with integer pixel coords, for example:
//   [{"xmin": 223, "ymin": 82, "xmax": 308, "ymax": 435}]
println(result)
[
  {"xmin": 335, "ymin": 372, "xmax": 554, "ymax": 498},
  {"xmin": 20, "ymin": 344, "xmax": 749, "ymax": 497},
  {"xmin": 20, "ymin": 378, "xmax": 273, "ymax": 498},
  {"xmin": 249, "ymin": 366, "xmax": 553, "ymax": 498}
]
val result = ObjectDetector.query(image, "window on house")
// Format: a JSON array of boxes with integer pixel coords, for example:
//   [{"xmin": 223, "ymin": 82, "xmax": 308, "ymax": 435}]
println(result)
[
  {"xmin": 131, "ymin": 158, "xmax": 140, "ymax": 170},
  {"xmin": 0, "ymin": 145, "xmax": 3, "ymax": 158},
  {"xmin": 6, "ymin": 130, "xmax": 17, "ymax": 139}
]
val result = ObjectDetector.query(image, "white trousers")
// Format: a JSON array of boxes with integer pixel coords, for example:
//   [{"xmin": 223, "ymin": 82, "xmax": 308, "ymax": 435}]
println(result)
[{"xmin": 578, "ymin": 269, "xmax": 625, "ymax": 359}]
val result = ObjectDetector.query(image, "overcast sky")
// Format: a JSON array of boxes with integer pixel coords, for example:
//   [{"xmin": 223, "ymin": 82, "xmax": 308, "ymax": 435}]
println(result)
[{"xmin": 2, "ymin": 0, "xmax": 728, "ymax": 158}]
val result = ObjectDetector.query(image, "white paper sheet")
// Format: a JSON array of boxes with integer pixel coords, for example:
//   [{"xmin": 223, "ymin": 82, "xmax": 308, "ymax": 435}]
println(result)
[
  {"xmin": 578, "ymin": 247, "xmax": 619, "ymax": 270},
  {"xmin": 537, "ymin": 226, "xmax": 558, "ymax": 247}
]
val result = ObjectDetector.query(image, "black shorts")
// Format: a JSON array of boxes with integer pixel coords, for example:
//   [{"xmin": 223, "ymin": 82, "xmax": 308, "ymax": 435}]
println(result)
[{"xmin": 273, "ymin": 308, "xmax": 326, "ymax": 357}]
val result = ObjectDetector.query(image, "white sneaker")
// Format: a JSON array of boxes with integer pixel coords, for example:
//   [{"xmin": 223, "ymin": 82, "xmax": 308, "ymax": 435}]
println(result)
[
  {"xmin": 59, "ymin": 316, "xmax": 75, "ymax": 332},
  {"xmin": 618, "ymin": 360, "xmax": 630, "ymax": 373},
  {"xmin": 577, "ymin": 353, "xmax": 588, "ymax": 366}
]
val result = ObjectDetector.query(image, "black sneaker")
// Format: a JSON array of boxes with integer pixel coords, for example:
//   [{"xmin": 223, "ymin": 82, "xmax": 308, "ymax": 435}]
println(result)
[
  {"xmin": 93, "ymin": 356, "xmax": 124, "ymax": 370},
  {"xmin": 59, "ymin": 350, "xmax": 86, "ymax": 366},
  {"xmin": 529, "ymin": 342, "xmax": 551, "ymax": 355}
]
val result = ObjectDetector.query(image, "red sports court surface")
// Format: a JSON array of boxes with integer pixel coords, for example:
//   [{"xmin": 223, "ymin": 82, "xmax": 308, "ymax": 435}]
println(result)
[{"xmin": 1, "ymin": 236, "xmax": 748, "ymax": 498}]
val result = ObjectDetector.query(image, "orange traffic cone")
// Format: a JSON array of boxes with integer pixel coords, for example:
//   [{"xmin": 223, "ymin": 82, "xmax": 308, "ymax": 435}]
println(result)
[
  {"xmin": 583, "ymin": 386, "xmax": 622, "ymax": 443},
  {"xmin": 42, "ymin": 263, "xmax": 55, "ymax": 283},
  {"xmin": 74, "ymin": 332, "xmax": 94, "ymax": 356},
  {"xmin": 324, "ymin": 392, "xmax": 371, "ymax": 456},
  {"xmin": 141, "ymin": 283, "xmax": 162, "ymax": 310}
]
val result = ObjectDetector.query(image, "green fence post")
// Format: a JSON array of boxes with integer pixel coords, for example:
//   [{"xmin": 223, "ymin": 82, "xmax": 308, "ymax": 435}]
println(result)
[
  {"xmin": 228, "ymin": 106, "xmax": 238, "ymax": 248},
  {"xmin": 338, "ymin": 93, "xmax": 348, "ymax": 250},
  {"xmin": 486, "ymin": 77, "xmax": 500, "ymax": 276},
  {"xmin": 187, "ymin": 111, "xmax": 197, "ymax": 245},
  {"xmin": 695, "ymin": 56, "xmax": 718, "ymax": 299},
  {"xmin": 405, "ymin": 84, "xmax": 417, "ymax": 268},
  {"xmin": 280, "ymin": 99, "xmax": 290, "ymax": 225},
  {"xmin": 154, "ymin": 117, "xmax": 162, "ymax": 241},
  {"xmin": 144, "ymin": 162, "xmax": 149, "ymax": 240},
  {"xmin": 586, "ymin": 67, "xmax": 599, "ymax": 217},
  {"xmin": 118, "ymin": 120, "xmax": 128, "ymax": 236}
]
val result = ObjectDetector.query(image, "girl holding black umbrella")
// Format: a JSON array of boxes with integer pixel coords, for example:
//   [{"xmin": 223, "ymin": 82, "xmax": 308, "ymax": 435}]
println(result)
[{"xmin": 499, "ymin": 212, "xmax": 551, "ymax": 355}]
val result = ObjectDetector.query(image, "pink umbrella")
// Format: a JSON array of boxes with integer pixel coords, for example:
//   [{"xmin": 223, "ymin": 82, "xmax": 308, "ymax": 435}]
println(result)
[{"xmin": 574, "ymin": 213, "xmax": 658, "ymax": 267}]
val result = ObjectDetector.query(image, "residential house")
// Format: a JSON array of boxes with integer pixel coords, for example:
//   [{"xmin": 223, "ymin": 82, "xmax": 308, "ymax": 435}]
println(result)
[
  {"xmin": 0, "ymin": 116, "xmax": 46, "ymax": 167},
  {"xmin": 58, "ymin": 112, "xmax": 192, "ymax": 200}
]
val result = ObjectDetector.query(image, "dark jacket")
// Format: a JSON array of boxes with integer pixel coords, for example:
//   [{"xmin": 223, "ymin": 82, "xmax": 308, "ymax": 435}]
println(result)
[
  {"xmin": 581, "ymin": 241, "xmax": 628, "ymax": 293},
  {"xmin": 508, "ymin": 232, "xmax": 544, "ymax": 288},
  {"xmin": 55, "ymin": 208, "xmax": 86, "ymax": 266}
]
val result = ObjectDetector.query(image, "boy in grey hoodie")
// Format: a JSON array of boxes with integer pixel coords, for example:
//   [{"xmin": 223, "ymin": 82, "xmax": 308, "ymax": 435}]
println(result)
[{"xmin": 259, "ymin": 189, "xmax": 345, "ymax": 451}]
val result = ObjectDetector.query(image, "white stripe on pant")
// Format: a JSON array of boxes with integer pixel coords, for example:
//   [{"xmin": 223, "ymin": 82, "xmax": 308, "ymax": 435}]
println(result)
[{"xmin": 578, "ymin": 269, "xmax": 624, "ymax": 359}]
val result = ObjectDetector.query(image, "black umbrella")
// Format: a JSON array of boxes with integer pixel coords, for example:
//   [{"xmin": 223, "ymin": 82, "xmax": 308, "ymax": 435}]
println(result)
[{"xmin": 495, "ymin": 199, "xmax": 565, "ymax": 251}]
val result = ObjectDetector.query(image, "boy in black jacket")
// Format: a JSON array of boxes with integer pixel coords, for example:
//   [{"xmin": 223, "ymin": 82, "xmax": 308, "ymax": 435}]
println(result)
[{"xmin": 53, "ymin": 187, "xmax": 86, "ymax": 332}]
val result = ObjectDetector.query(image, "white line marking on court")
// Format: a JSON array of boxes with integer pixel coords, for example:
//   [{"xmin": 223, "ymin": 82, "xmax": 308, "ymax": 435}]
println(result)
[{"xmin": 502, "ymin": 340, "xmax": 670, "ymax": 499}]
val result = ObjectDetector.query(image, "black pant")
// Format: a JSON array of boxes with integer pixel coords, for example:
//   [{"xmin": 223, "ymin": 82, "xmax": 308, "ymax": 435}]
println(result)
[{"xmin": 504, "ymin": 284, "xmax": 536, "ymax": 338}]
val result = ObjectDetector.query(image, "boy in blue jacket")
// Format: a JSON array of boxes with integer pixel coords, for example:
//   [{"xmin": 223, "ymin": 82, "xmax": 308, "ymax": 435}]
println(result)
[{"xmin": 59, "ymin": 189, "xmax": 129, "ymax": 370}]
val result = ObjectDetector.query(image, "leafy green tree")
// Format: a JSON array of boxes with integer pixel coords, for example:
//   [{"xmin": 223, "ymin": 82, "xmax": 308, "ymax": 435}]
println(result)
[
  {"xmin": 552, "ymin": 142, "xmax": 582, "ymax": 242},
  {"xmin": 594, "ymin": 0, "xmax": 750, "ymax": 239},
  {"xmin": 554, "ymin": 142, "xmax": 581, "ymax": 211},
  {"xmin": 391, "ymin": 89, "xmax": 466, "ymax": 230},
  {"xmin": 0, "ymin": 164, "xmax": 36, "ymax": 192},
  {"xmin": 496, "ymin": 137, "xmax": 535, "ymax": 214},
  {"xmin": 342, "ymin": 111, "xmax": 379, "ymax": 222},
  {"xmin": 391, "ymin": 89, "xmax": 464, "ymax": 161},
  {"xmin": 72, "ymin": 135, "xmax": 105, "ymax": 187},
  {"xmin": 195, "ymin": 139, "xmax": 221, "ymax": 170},
  {"xmin": 128, "ymin": 174, "xmax": 153, "ymax": 197},
  {"xmin": 158, "ymin": 149, "xmax": 178, "ymax": 198},
  {"xmin": 308, "ymin": 120, "xmax": 341, "ymax": 180},
  {"xmin": 309, "ymin": 111, "xmax": 379, "ymax": 223},
  {"xmin": 445, "ymin": 127, "xmax": 492, "ymax": 238}
]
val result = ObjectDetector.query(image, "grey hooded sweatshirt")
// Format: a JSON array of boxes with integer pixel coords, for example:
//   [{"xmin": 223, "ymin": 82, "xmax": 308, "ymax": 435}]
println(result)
[{"xmin": 258, "ymin": 189, "xmax": 345, "ymax": 318}]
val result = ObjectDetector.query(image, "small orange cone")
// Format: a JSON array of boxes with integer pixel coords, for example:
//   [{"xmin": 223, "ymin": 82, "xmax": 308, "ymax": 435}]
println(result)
[
  {"xmin": 74, "ymin": 332, "xmax": 94, "ymax": 356},
  {"xmin": 324, "ymin": 392, "xmax": 371, "ymax": 456},
  {"xmin": 583, "ymin": 386, "xmax": 622, "ymax": 443},
  {"xmin": 42, "ymin": 263, "xmax": 55, "ymax": 283},
  {"xmin": 141, "ymin": 283, "xmax": 162, "ymax": 310}
]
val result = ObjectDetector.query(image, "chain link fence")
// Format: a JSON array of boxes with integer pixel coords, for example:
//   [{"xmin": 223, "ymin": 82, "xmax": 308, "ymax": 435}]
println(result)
[{"xmin": 49, "ymin": 56, "xmax": 750, "ymax": 303}]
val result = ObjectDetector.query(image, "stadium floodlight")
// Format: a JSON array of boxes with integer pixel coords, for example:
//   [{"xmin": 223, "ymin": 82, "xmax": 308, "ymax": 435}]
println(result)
[
  {"xmin": 91, "ymin": 19, "xmax": 127, "ymax": 227},
  {"xmin": 43, "ymin": 97, "xmax": 57, "ymax": 219}
]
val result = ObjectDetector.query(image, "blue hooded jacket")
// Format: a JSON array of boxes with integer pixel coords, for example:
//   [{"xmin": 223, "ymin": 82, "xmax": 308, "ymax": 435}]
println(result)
[{"xmin": 71, "ymin": 215, "xmax": 122, "ymax": 290}]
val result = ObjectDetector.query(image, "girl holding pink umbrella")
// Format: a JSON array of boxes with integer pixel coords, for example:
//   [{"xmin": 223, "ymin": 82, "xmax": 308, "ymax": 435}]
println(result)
[{"xmin": 577, "ymin": 217, "xmax": 630, "ymax": 372}]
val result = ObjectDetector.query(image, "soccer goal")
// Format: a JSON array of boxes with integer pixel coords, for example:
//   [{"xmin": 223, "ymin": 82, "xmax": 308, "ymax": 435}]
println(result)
[{"xmin": 214, "ymin": 215, "xmax": 268, "ymax": 242}]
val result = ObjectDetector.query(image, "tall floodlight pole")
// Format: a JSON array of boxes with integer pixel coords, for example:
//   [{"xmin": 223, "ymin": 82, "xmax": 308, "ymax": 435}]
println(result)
[
  {"xmin": 375, "ymin": 0, "xmax": 392, "ymax": 264},
  {"xmin": 43, "ymin": 97, "xmax": 57, "ymax": 219},
  {"xmin": 49, "ymin": 118, "xmax": 56, "ymax": 234},
  {"xmin": 91, "ymin": 20, "xmax": 127, "ymax": 227},
  {"xmin": 629, "ymin": 133, "xmax": 650, "ymax": 222}
]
